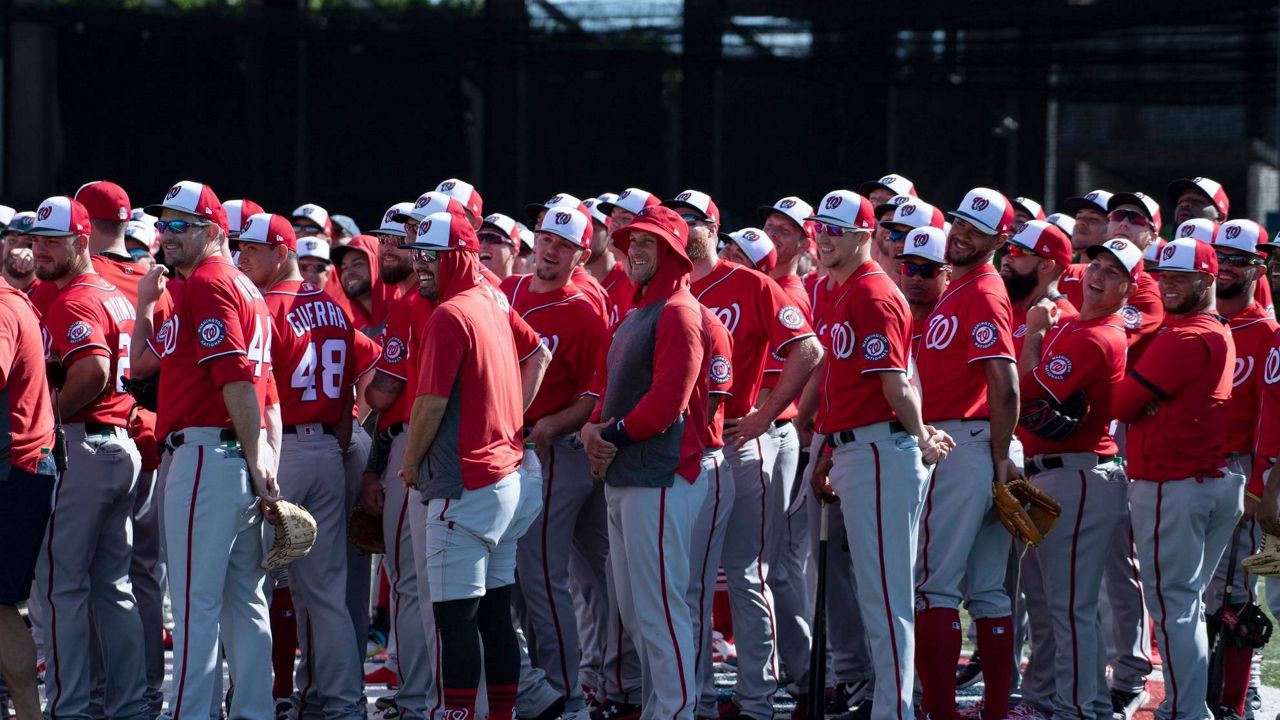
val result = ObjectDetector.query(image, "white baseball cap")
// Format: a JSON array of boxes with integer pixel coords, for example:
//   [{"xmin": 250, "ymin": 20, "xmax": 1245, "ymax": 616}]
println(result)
[
  {"xmin": 297, "ymin": 237, "xmax": 331, "ymax": 263},
  {"xmin": 724, "ymin": 228, "xmax": 777, "ymax": 272},
  {"xmin": 29, "ymin": 196, "xmax": 92, "ymax": 237},
  {"xmin": 582, "ymin": 197, "xmax": 609, "ymax": 226},
  {"xmin": 1062, "ymin": 189, "xmax": 1114, "ymax": 216},
  {"xmin": 948, "ymin": 187, "xmax": 1015, "ymax": 236},
  {"xmin": 292, "ymin": 203, "xmax": 331, "ymax": 235},
  {"xmin": 1045, "ymin": 212, "xmax": 1075, "ymax": 237},
  {"xmin": 225, "ymin": 199, "xmax": 265, "ymax": 237},
  {"xmin": 480, "ymin": 213, "xmax": 522, "ymax": 247},
  {"xmin": 144, "ymin": 180, "xmax": 229, "ymax": 231},
  {"xmin": 858, "ymin": 174, "xmax": 917, "ymax": 199},
  {"xmin": 1174, "ymin": 218, "xmax": 1220, "ymax": 244},
  {"xmin": 536, "ymin": 207, "xmax": 592, "ymax": 248},
  {"xmin": 756, "ymin": 196, "xmax": 814, "ymax": 232},
  {"xmin": 435, "ymin": 178, "xmax": 484, "ymax": 219},
  {"xmin": 125, "ymin": 219, "xmax": 158, "ymax": 253},
  {"xmin": 525, "ymin": 193, "xmax": 584, "ymax": 224},
  {"xmin": 1107, "ymin": 192, "xmax": 1163, "ymax": 233},
  {"xmin": 1155, "ymin": 237, "xmax": 1218, "ymax": 275},
  {"xmin": 394, "ymin": 191, "xmax": 467, "ymax": 224},
  {"xmin": 598, "ymin": 188, "xmax": 660, "ymax": 217},
  {"xmin": 1214, "ymin": 219, "xmax": 1267, "ymax": 258},
  {"xmin": 1143, "ymin": 238, "xmax": 1166, "ymax": 263},
  {"xmin": 896, "ymin": 226, "xmax": 948, "ymax": 265},
  {"xmin": 376, "ymin": 202, "xmax": 415, "ymax": 238},
  {"xmin": 0, "ymin": 205, "xmax": 15, "ymax": 229},
  {"xmin": 516, "ymin": 222, "xmax": 535, "ymax": 253},
  {"xmin": 1012, "ymin": 197, "xmax": 1046, "ymax": 221},
  {"xmin": 1085, "ymin": 237, "xmax": 1144, "ymax": 280},
  {"xmin": 882, "ymin": 199, "xmax": 946, "ymax": 230},
  {"xmin": 663, "ymin": 189, "xmax": 721, "ymax": 224},
  {"xmin": 807, "ymin": 190, "xmax": 876, "ymax": 231}
]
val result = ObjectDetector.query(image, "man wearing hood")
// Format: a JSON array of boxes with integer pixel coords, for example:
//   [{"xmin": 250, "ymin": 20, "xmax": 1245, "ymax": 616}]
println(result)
[
  {"xmin": 331, "ymin": 232, "xmax": 404, "ymax": 338},
  {"xmin": 581, "ymin": 205, "xmax": 714, "ymax": 720},
  {"xmin": 398, "ymin": 210, "xmax": 551, "ymax": 720}
]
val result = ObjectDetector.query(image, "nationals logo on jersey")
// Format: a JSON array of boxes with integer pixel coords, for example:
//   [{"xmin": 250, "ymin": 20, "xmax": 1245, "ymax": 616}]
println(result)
[
  {"xmin": 971, "ymin": 321, "xmax": 999, "ymax": 349},
  {"xmin": 1121, "ymin": 304, "xmax": 1142, "ymax": 331},
  {"xmin": 1044, "ymin": 354, "xmax": 1073, "ymax": 380},
  {"xmin": 830, "ymin": 321, "xmax": 855, "ymax": 360},
  {"xmin": 383, "ymin": 337, "xmax": 405, "ymax": 364},
  {"xmin": 924, "ymin": 314, "xmax": 959, "ymax": 350},
  {"xmin": 197, "ymin": 318, "xmax": 227, "ymax": 348},
  {"xmin": 541, "ymin": 334, "xmax": 560, "ymax": 356},
  {"xmin": 66, "ymin": 320, "xmax": 93, "ymax": 344},
  {"xmin": 1266, "ymin": 347, "xmax": 1280, "ymax": 385},
  {"xmin": 1235, "ymin": 356, "xmax": 1255, "ymax": 387},
  {"xmin": 156, "ymin": 316, "xmax": 179, "ymax": 356},
  {"xmin": 1013, "ymin": 323, "xmax": 1027, "ymax": 339},
  {"xmin": 710, "ymin": 354, "xmax": 731, "ymax": 384},
  {"xmin": 710, "ymin": 303, "xmax": 741, "ymax": 335},
  {"xmin": 778, "ymin": 306, "xmax": 804, "ymax": 330},
  {"xmin": 861, "ymin": 333, "xmax": 890, "ymax": 361}
]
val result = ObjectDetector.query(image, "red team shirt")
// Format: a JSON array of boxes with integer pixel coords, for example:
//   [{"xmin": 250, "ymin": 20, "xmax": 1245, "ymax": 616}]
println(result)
[
  {"xmin": 761, "ymin": 273, "xmax": 812, "ymax": 421},
  {"xmin": 1019, "ymin": 315, "xmax": 1128, "ymax": 458},
  {"xmin": 263, "ymin": 280, "xmax": 379, "ymax": 426},
  {"xmin": 1251, "ymin": 327, "xmax": 1280, "ymax": 499},
  {"xmin": 691, "ymin": 261, "xmax": 814, "ymax": 420},
  {"xmin": 701, "ymin": 306, "xmax": 734, "ymax": 449},
  {"xmin": 1010, "ymin": 295, "xmax": 1076, "ymax": 357},
  {"xmin": 571, "ymin": 266, "xmax": 611, "ymax": 324},
  {"xmin": 916, "ymin": 265, "xmax": 1016, "ymax": 421},
  {"xmin": 373, "ymin": 293, "xmax": 433, "ymax": 431},
  {"xmin": 1115, "ymin": 312, "xmax": 1234, "ymax": 481},
  {"xmin": 1224, "ymin": 302, "xmax": 1279, "ymax": 456},
  {"xmin": 148, "ymin": 256, "xmax": 274, "ymax": 435},
  {"xmin": 816, "ymin": 262, "xmax": 913, "ymax": 434},
  {"xmin": 41, "ymin": 275, "xmax": 137, "ymax": 427},
  {"xmin": 601, "ymin": 261, "xmax": 632, "ymax": 327},
  {"xmin": 1061, "ymin": 264, "xmax": 1163, "ymax": 363},
  {"xmin": 0, "ymin": 285, "xmax": 54, "ymax": 473},
  {"xmin": 503, "ymin": 275, "xmax": 609, "ymax": 426}
]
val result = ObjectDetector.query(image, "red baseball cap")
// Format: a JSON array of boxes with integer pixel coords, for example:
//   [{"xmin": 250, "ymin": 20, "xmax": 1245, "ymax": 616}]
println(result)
[
  {"xmin": 1009, "ymin": 220, "xmax": 1072, "ymax": 269},
  {"xmin": 145, "ymin": 181, "xmax": 229, "ymax": 232},
  {"xmin": 238, "ymin": 213, "xmax": 298, "ymax": 252},
  {"xmin": 225, "ymin": 199, "xmax": 266, "ymax": 236},
  {"xmin": 1167, "ymin": 177, "xmax": 1229, "ymax": 220},
  {"xmin": 405, "ymin": 210, "xmax": 480, "ymax": 252},
  {"xmin": 29, "ymin": 196, "xmax": 92, "ymax": 237},
  {"xmin": 435, "ymin": 178, "xmax": 484, "ymax": 219},
  {"xmin": 75, "ymin": 181, "xmax": 131, "ymax": 222},
  {"xmin": 1154, "ymin": 237, "xmax": 1218, "ymax": 275}
]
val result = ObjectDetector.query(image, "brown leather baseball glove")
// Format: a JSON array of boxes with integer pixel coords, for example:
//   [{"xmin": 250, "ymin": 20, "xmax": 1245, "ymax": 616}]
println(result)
[
  {"xmin": 261, "ymin": 501, "xmax": 318, "ymax": 570},
  {"xmin": 348, "ymin": 504, "xmax": 386, "ymax": 555},
  {"xmin": 993, "ymin": 476, "xmax": 1061, "ymax": 546}
]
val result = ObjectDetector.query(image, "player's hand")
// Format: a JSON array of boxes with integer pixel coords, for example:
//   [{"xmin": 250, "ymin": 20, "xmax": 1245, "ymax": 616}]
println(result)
[
  {"xmin": 725, "ymin": 410, "xmax": 771, "ymax": 449},
  {"xmin": 581, "ymin": 420, "xmax": 617, "ymax": 479},
  {"xmin": 797, "ymin": 422, "xmax": 814, "ymax": 451},
  {"xmin": 920, "ymin": 426, "xmax": 953, "ymax": 465},
  {"xmin": 810, "ymin": 455, "xmax": 837, "ymax": 504},
  {"xmin": 994, "ymin": 457, "xmax": 1020, "ymax": 485},
  {"xmin": 1026, "ymin": 298, "xmax": 1061, "ymax": 335},
  {"xmin": 399, "ymin": 463, "xmax": 420, "ymax": 491},
  {"xmin": 527, "ymin": 418, "xmax": 557, "ymax": 462},
  {"xmin": 361, "ymin": 471, "xmax": 385, "ymax": 514},
  {"xmin": 1259, "ymin": 491, "xmax": 1280, "ymax": 537},
  {"xmin": 250, "ymin": 443, "xmax": 282, "ymax": 522},
  {"xmin": 1143, "ymin": 400, "xmax": 1161, "ymax": 416},
  {"xmin": 138, "ymin": 264, "xmax": 168, "ymax": 307},
  {"xmin": 7, "ymin": 247, "xmax": 33, "ymax": 275}
]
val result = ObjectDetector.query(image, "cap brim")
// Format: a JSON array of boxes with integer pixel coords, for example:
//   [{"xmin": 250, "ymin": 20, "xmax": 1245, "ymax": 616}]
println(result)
[
  {"xmin": 857, "ymin": 181, "xmax": 889, "ymax": 197},
  {"xmin": 375, "ymin": 228, "xmax": 407, "ymax": 238},
  {"xmin": 1060, "ymin": 197, "xmax": 1104, "ymax": 216},
  {"xmin": 805, "ymin": 214, "xmax": 860, "ymax": 229},
  {"xmin": 894, "ymin": 252, "xmax": 945, "ymax": 264},
  {"xmin": 659, "ymin": 200, "xmax": 708, "ymax": 220},
  {"xmin": 945, "ymin": 211, "xmax": 998, "ymax": 235},
  {"xmin": 26, "ymin": 227, "xmax": 77, "ymax": 237},
  {"xmin": 1166, "ymin": 179, "xmax": 1207, "ymax": 206},
  {"xmin": 756, "ymin": 206, "xmax": 799, "ymax": 226},
  {"xmin": 596, "ymin": 202, "xmax": 620, "ymax": 217},
  {"xmin": 390, "ymin": 211, "xmax": 417, "ymax": 224},
  {"xmin": 1107, "ymin": 193, "xmax": 1151, "ymax": 217},
  {"xmin": 524, "ymin": 203, "xmax": 548, "ymax": 224}
]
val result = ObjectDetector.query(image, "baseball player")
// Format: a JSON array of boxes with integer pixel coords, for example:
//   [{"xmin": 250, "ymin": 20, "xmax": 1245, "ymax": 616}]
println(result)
[
  {"xmin": 581, "ymin": 196, "xmax": 630, "ymax": 326},
  {"xmin": 524, "ymin": 194, "xmax": 612, "ymax": 323},
  {"xmin": 896, "ymin": 227, "xmax": 952, "ymax": 345},
  {"xmin": 2, "ymin": 211, "xmax": 38, "ymax": 292},
  {"xmin": 396, "ymin": 209, "xmax": 550, "ymax": 720},
  {"xmin": 1115, "ymin": 237, "xmax": 1241, "ymax": 720},
  {"xmin": 76, "ymin": 179, "xmax": 177, "ymax": 717},
  {"xmin": 859, "ymin": 175, "xmax": 918, "ymax": 275},
  {"xmin": 858, "ymin": 174, "xmax": 918, "ymax": 207},
  {"xmin": 913, "ymin": 188, "xmax": 1022, "ymax": 720},
  {"xmin": 1001, "ymin": 220, "xmax": 1076, "ymax": 353},
  {"xmin": 332, "ymin": 215, "xmax": 361, "ymax": 246},
  {"xmin": 237, "ymin": 212, "xmax": 379, "ymax": 719},
  {"xmin": 806, "ymin": 188, "xmax": 951, "ymax": 720},
  {"xmin": 293, "ymin": 203, "xmax": 333, "ymax": 240},
  {"xmin": 331, "ymin": 232, "xmax": 399, "ymax": 336},
  {"xmin": 479, "ymin": 211, "xmax": 523, "ymax": 281},
  {"xmin": 298, "ymin": 238, "xmax": 334, "ymax": 292},
  {"xmin": 1201, "ymin": 219, "xmax": 1277, "ymax": 718},
  {"xmin": 1010, "ymin": 197, "xmax": 1046, "ymax": 236},
  {"xmin": 680, "ymin": 188, "xmax": 823, "ymax": 720},
  {"xmin": 0, "ymin": 277, "xmax": 56, "ymax": 720},
  {"xmin": 27, "ymin": 195, "xmax": 150, "ymax": 720},
  {"xmin": 129, "ymin": 181, "xmax": 281, "ymax": 720},
  {"xmin": 580, "ymin": 204, "xmax": 712, "ymax": 720},
  {"xmin": 506, "ymin": 207, "xmax": 610, "ymax": 716},
  {"xmin": 432, "ymin": 178, "xmax": 485, "ymax": 228},
  {"xmin": 1015, "ymin": 238, "xmax": 1139, "ymax": 720}
]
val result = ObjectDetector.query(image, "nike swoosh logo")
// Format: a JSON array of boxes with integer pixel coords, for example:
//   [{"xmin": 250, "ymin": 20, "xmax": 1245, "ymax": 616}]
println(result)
[
  {"xmin": 969, "ymin": 429, "xmax": 983, "ymax": 436},
  {"xmin": 1062, "ymin": 277, "xmax": 1081, "ymax": 283}
]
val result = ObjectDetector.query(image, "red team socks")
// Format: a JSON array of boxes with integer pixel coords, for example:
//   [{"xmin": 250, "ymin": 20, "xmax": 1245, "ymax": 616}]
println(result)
[
  {"xmin": 1221, "ymin": 645, "xmax": 1254, "ymax": 716},
  {"xmin": 915, "ymin": 607, "xmax": 962, "ymax": 720},
  {"xmin": 487, "ymin": 683, "xmax": 518, "ymax": 720},
  {"xmin": 974, "ymin": 616, "xmax": 1014, "ymax": 720},
  {"xmin": 444, "ymin": 687, "xmax": 480, "ymax": 720},
  {"xmin": 270, "ymin": 587, "xmax": 297, "ymax": 699}
]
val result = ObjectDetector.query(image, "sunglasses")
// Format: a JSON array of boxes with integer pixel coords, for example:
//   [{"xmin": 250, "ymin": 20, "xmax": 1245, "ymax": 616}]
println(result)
[
  {"xmin": 815, "ymin": 222, "xmax": 862, "ymax": 238},
  {"xmin": 410, "ymin": 249, "xmax": 442, "ymax": 263},
  {"xmin": 679, "ymin": 213, "xmax": 711, "ymax": 226},
  {"xmin": 293, "ymin": 223, "xmax": 324, "ymax": 234},
  {"xmin": 154, "ymin": 219, "xmax": 212, "ymax": 234},
  {"xmin": 478, "ymin": 232, "xmax": 514, "ymax": 247},
  {"xmin": 1215, "ymin": 251, "xmax": 1263, "ymax": 268},
  {"xmin": 1108, "ymin": 209, "xmax": 1150, "ymax": 227},
  {"xmin": 886, "ymin": 228, "xmax": 909, "ymax": 243},
  {"xmin": 901, "ymin": 262, "xmax": 945, "ymax": 279},
  {"xmin": 375, "ymin": 233, "xmax": 403, "ymax": 246},
  {"xmin": 1004, "ymin": 244, "xmax": 1045, "ymax": 260},
  {"xmin": 299, "ymin": 261, "xmax": 330, "ymax": 274}
]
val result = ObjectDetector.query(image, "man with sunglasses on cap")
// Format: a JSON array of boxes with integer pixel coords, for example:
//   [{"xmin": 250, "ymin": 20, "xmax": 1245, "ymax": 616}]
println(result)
[
  {"xmin": 130, "ymin": 181, "xmax": 281, "ymax": 720},
  {"xmin": 807, "ymin": 188, "xmax": 952, "ymax": 720},
  {"xmin": 914, "ymin": 188, "xmax": 1023, "ymax": 720},
  {"xmin": 26, "ymin": 195, "xmax": 150, "ymax": 720},
  {"xmin": 676, "ymin": 188, "xmax": 823, "ymax": 720},
  {"xmin": 1013, "ymin": 237, "xmax": 1138, "ymax": 720},
  {"xmin": 1115, "ymin": 237, "xmax": 1240, "ymax": 720},
  {"xmin": 237, "ymin": 212, "xmax": 376, "ymax": 720},
  {"xmin": 504, "ymin": 207, "xmax": 612, "ymax": 719},
  {"xmin": 1200, "ymin": 220, "xmax": 1277, "ymax": 720},
  {"xmin": 397, "ymin": 210, "xmax": 550, "ymax": 720},
  {"xmin": 896, "ymin": 226, "xmax": 952, "ymax": 350}
]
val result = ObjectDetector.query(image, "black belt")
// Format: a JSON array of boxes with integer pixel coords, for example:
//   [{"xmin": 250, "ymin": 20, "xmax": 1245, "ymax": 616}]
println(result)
[
  {"xmin": 772, "ymin": 419, "xmax": 792, "ymax": 429},
  {"xmin": 1027, "ymin": 454, "xmax": 1117, "ymax": 474},
  {"xmin": 166, "ymin": 429, "xmax": 238, "ymax": 448},
  {"xmin": 84, "ymin": 421, "xmax": 125, "ymax": 436},
  {"xmin": 824, "ymin": 420, "xmax": 906, "ymax": 448},
  {"xmin": 378, "ymin": 422, "xmax": 406, "ymax": 442},
  {"xmin": 283, "ymin": 423, "xmax": 336, "ymax": 436}
]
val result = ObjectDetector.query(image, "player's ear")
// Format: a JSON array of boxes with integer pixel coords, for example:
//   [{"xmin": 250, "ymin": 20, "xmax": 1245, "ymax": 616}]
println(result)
[{"xmin": 579, "ymin": 247, "xmax": 592, "ymax": 265}]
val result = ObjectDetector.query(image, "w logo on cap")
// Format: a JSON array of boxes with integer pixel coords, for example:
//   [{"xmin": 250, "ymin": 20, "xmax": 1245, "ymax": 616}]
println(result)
[
  {"xmin": 422, "ymin": 220, "xmax": 433, "ymax": 234},
  {"xmin": 825, "ymin": 196, "xmax": 843, "ymax": 210},
  {"xmin": 971, "ymin": 197, "xmax": 990, "ymax": 212},
  {"xmin": 1085, "ymin": 192, "xmax": 1099, "ymax": 201},
  {"xmin": 440, "ymin": 181, "xmax": 456, "ymax": 192},
  {"xmin": 37, "ymin": 206, "xmax": 52, "ymax": 221},
  {"xmin": 554, "ymin": 212, "xmax": 571, "ymax": 225},
  {"xmin": 743, "ymin": 231, "xmax": 759, "ymax": 241},
  {"xmin": 1109, "ymin": 240, "xmax": 1127, "ymax": 251},
  {"xmin": 882, "ymin": 175, "xmax": 898, "ymax": 184},
  {"xmin": 414, "ymin": 196, "xmax": 430, "ymax": 208},
  {"xmin": 1226, "ymin": 226, "xmax": 1242, "ymax": 240},
  {"xmin": 1181, "ymin": 225, "xmax": 1196, "ymax": 237},
  {"xmin": 901, "ymin": 205, "xmax": 917, "ymax": 217},
  {"xmin": 385, "ymin": 209, "xmax": 397, "ymax": 223},
  {"xmin": 1162, "ymin": 245, "xmax": 1177, "ymax": 261},
  {"xmin": 780, "ymin": 199, "xmax": 797, "ymax": 209},
  {"xmin": 619, "ymin": 190, "xmax": 632, "ymax": 199},
  {"xmin": 912, "ymin": 232, "xmax": 929, "ymax": 248},
  {"xmin": 549, "ymin": 195, "xmax": 564, "ymax": 204},
  {"xmin": 676, "ymin": 192, "xmax": 692, "ymax": 202},
  {"xmin": 244, "ymin": 218, "xmax": 255, "ymax": 232},
  {"xmin": 166, "ymin": 185, "xmax": 182, "ymax": 199}
]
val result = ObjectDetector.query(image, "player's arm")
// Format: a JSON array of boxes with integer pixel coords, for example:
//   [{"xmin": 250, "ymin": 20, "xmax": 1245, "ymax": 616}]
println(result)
[
  {"xmin": 400, "ymin": 394, "xmax": 448, "ymax": 489},
  {"xmin": 520, "ymin": 343, "xmax": 552, "ymax": 412},
  {"xmin": 599, "ymin": 303, "xmax": 703, "ymax": 446},
  {"xmin": 131, "ymin": 265, "xmax": 167, "ymax": 377},
  {"xmin": 222, "ymin": 381, "xmax": 281, "ymax": 509},
  {"xmin": 336, "ymin": 391, "xmax": 355, "ymax": 452},
  {"xmin": 1113, "ymin": 330, "xmax": 1205, "ymax": 422},
  {"xmin": 982, "ymin": 358, "xmax": 1020, "ymax": 482},
  {"xmin": 364, "ymin": 371, "xmax": 405, "ymax": 412},
  {"xmin": 1017, "ymin": 300, "xmax": 1062, "ymax": 377},
  {"xmin": 730, "ymin": 335, "xmax": 823, "ymax": 441},
  {"xmin": 58, "ymin": 355, "xmax": 110, "ymax": 418}
]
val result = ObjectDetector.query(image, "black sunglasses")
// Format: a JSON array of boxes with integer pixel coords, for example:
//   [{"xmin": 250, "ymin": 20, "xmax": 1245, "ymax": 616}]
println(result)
[{"xmin": 901, "ymin": 262, "xmax": 944, "ymax": 279}]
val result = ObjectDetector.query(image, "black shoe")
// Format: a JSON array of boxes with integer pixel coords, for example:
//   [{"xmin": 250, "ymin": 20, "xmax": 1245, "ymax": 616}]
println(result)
[
  {"xmin": 956, "ymin": 654, "xmax": 982, "ymax": 689},
  {"xmin": 1216, "ymin": 707, "xmax": 1245, "ymax": 720},
  {"xmin": 1110, "ymin": 688, "xmax": 1147, "ymax": 720},
  {"xmin": 826, "ymin": 681, "xmax": 872, "ymax": 714},
  {"xmin": 522, "ymin": 698, "xmax": 567, "ymax": 720},
  {"xmin": 1248, "ymin": 686, "xmax": 1261, "ymax": 720},
  {"xmin": 590, "ymin": 701, "xmax": 641, "ymax": 720}
]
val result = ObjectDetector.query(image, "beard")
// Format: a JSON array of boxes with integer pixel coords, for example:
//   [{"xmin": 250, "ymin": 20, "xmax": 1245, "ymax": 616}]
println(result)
[
  {"xmin": 1215, "ymin": 277, "xmax": 1248, "ymax": 300},
  {"xmin": 343, "ymin": 277, "xmax": 371, "ymax": 299},
  {"xmin": 1165, "ymin": 282, "xmax": 1209, "ymax": 315},
  {"xmin": 685, "ymin": 228, "xmax": 712, "ymax": 262},
  {"xmin": 35, "ymin": 254, "xmax": 75, "ymax": 282},
  {"xmin": 1002, "ymin": 268, "xmax": 1039, "ymax": 304},
  {"xmin": 380, "ymin": 261, "xmax": 412, "ymax": 285}
]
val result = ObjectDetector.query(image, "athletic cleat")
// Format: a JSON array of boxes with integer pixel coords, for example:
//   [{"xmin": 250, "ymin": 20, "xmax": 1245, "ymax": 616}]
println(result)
[
  {"xmin": 370, "ymin": 699, "xmax": 400, "ymax": 720},
  {"xmin": 590, "ymin": 701, "xmax": 641, "ymax": 720},
  {"xmin": 711, "ymin": 630, "xmax": 737, "ymax": 666},
  {"xmin": 956, "ymin": 654, "xmax": 982, "ymax": 689},
  {"xmin": 826, "ymin": 680, "xmax": 872, "ymax": 714},
  {"xmin": 275, "ymin": 700, "xmax": 295, "ymax": 720},
  {"xmin": 364, "ymin": 663, "xmax": 399, "ymax": 688},
  {"xmin": 957, "ymin": 702, "xmax": 982, "ymax": 720},
  {"xmin": 1110, "ymin": 688, "xmax": 1147, "ymax": 720}
]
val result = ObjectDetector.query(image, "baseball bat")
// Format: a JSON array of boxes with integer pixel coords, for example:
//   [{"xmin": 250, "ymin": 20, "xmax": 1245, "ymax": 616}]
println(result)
[{"xmin": 807, "ymin": 501, "xmax": 829, "ymax": 720}]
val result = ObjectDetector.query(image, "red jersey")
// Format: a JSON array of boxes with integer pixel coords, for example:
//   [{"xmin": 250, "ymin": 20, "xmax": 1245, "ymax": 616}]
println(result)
[
  {"xmin": 1010, "ymin": 294, "xmax": 1076, "ymax": 357},
  {"xmin": 372, "ymin": 293, "xmax": 432, "ymax": 430},
  {"xmin": 1225, "ymin": 303, "xmax": 1279, "ymax": 455},
  {"xmin": 1019, "ymin": 314, "xmax": 1127, "ymax": 457},
  {"xmin": 92, "ymin": 253, "xmax": 175, "ymax": 327},
  {"xmin": 572, "ymin": 266, "xmax": 610, "ymax": 324},
  {"xmin": 28, "ymin": 277, "xmax": 60, "ymax": 317},
  {"xmin": 816, "ymin": 262, "xmax": 913, "ymax": 434},
  {"xmin": 1122, "ymin": 272, "xmax": 1163, "ymax": 364},
  {"xmin": 416, "ymin": 282, "xmax": 528, "ymax": 490},
  {"xmin": 148, "ymin": 256, "xmax": 274, "ymax": 435},
  {"xmin": 504, "ymin": 275, "xmax": 609, "ymax": 426},
  {"xmin": 702, "ymin": 307, "xmax": 734, "ymax": 449},
  {"xmin": 1059, "ymin": 263, "xmax": 1086, "ymax": 311},
  {"xmin": 1254, "ymin": 328, "xmax": 1280, "ymax": 463},
  {"xmin": 691, "ymin": 261, "xmax": 814, "ymax": 420},
  {"xmin": 0, "ymin": 284, "xmax": 54, "ymax": 473},
  {"xmin": 263, "ymin": 280, "xmax": 377, "ymax": 426},
  {"xmin": 601, "ymin": 261, "xmax": 633, "ymax": 327},
  {"xmin": 1115, "ymin": 312, "xmax": 1234, "ymax": 481},
  {"xmin": 1257, "ymin": 279, "xmax": 1274, "ymax": 318},
  {"xmin": 761, "ymin": 273, "xmax": 812, "ymax": 421},
  {"xmin": 41, "ymin": 275, "xmax": 136, "ymax": 427},
  {"xmin": 916, "ymin": 265, "xmax": 1016, "ymax": 421}
]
